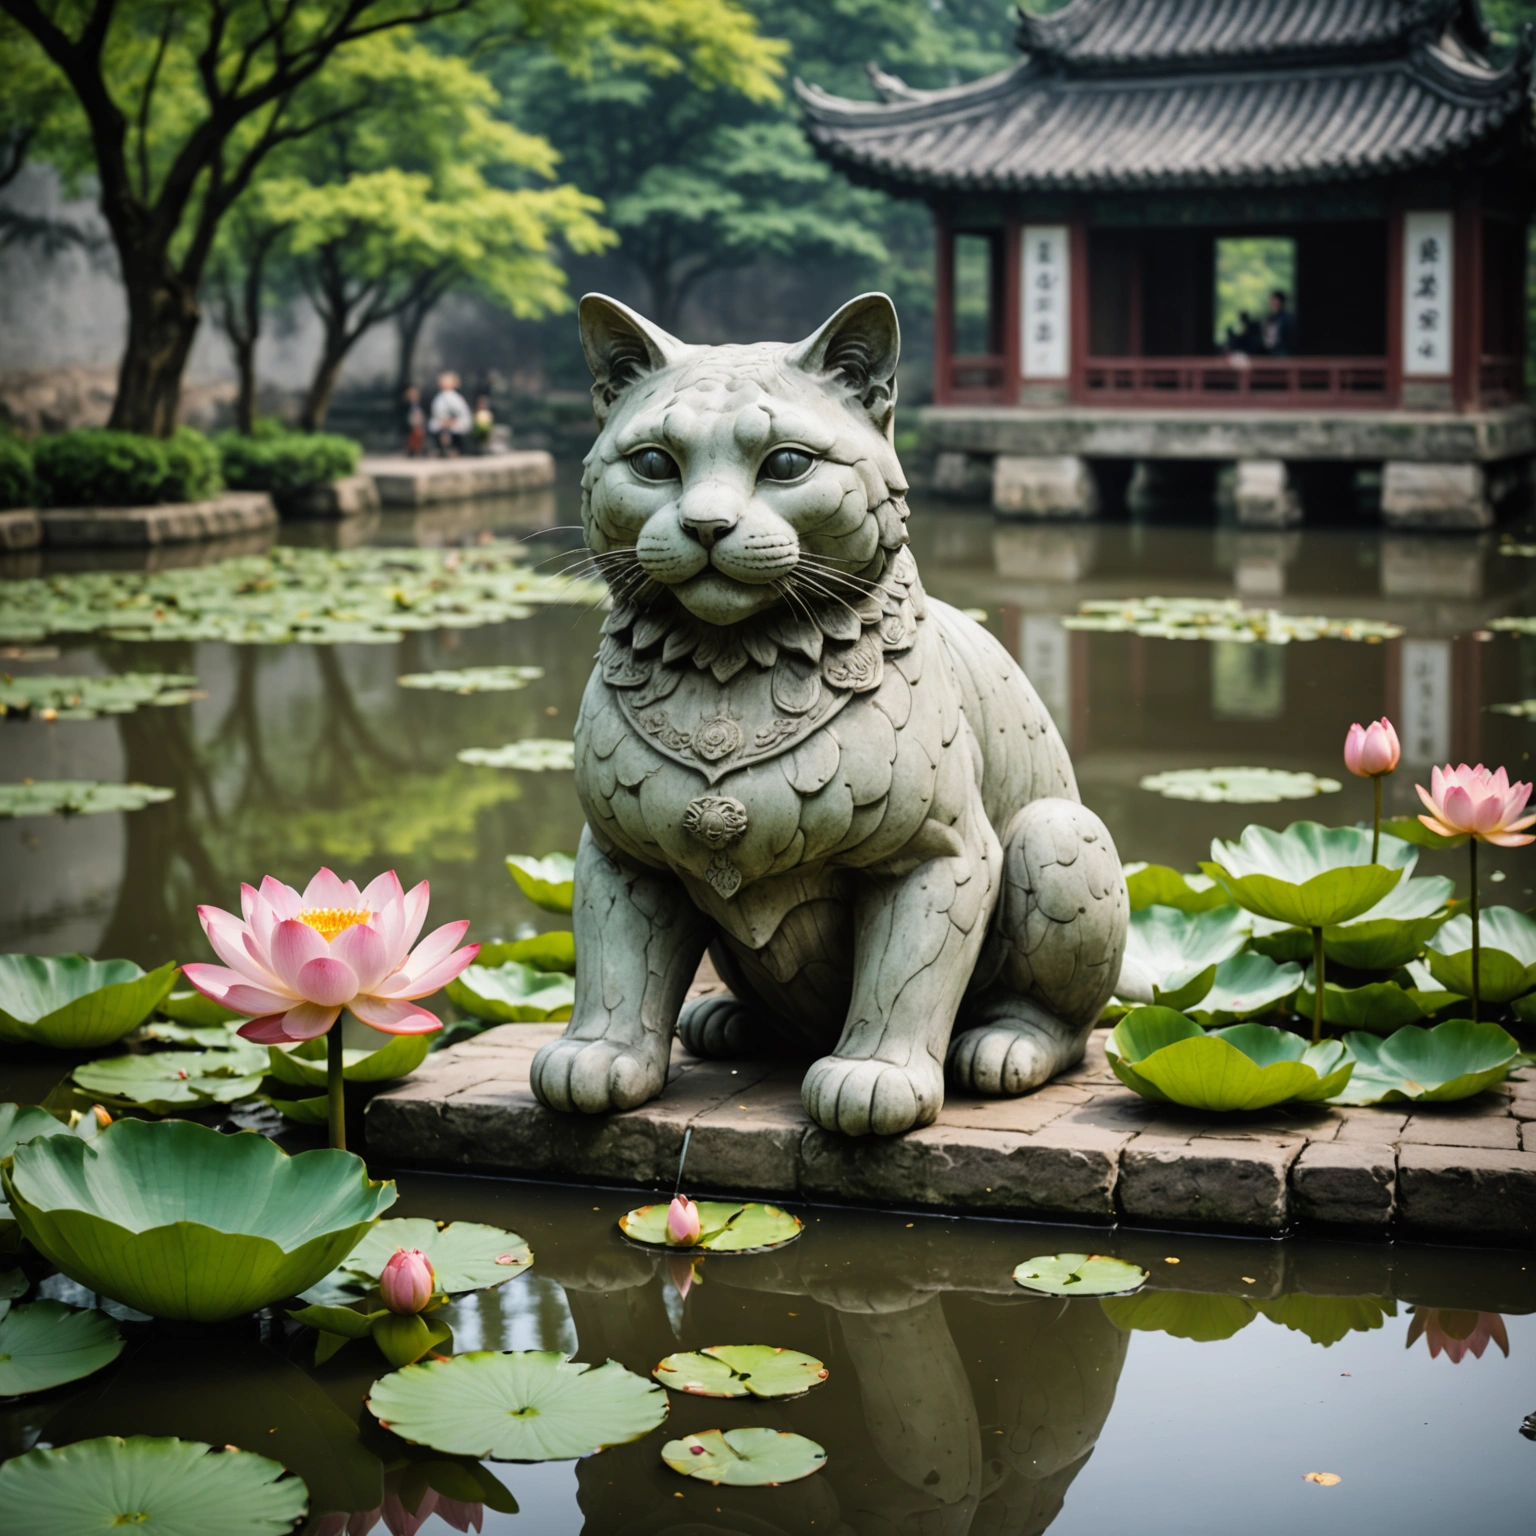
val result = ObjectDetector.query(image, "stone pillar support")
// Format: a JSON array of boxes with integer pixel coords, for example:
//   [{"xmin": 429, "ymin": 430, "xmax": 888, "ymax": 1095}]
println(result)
[
  {"xmin": 1380, "ymin": 462, "xmax": 1491, "ymax": 531},
  {"xmin": 992, "ymin": 454, "xmax": 1098, "ymax": 520},
  {"xmin": 1233, "ymin": 459, "xmax": 1301, "ymax": 528}
]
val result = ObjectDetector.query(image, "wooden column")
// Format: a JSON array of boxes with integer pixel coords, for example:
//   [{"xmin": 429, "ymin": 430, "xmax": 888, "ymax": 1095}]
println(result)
[
  {"xmin": 1453, "ymin": 189, "xmax": 1484, "ymax": 411},
  {"xmin": 1002, "ymin": 220, "xmax": 1022, "ymax": 405},
  {"xmin": 1069, "ymin": 217, "xmax": 1090, "ymax": 404},
  {"xmin": 1385, "ymin": 207, "xmax": 1404, "ymax": 406},
  {"xmin": 933, "ymin": 213, "xmax": 954, "ymax": 406}
]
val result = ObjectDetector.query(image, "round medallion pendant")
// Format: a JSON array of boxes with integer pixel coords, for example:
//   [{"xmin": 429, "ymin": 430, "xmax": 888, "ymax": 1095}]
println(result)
[{"xmin": 683, "ymin": 794, "xmax": 748, "ymax": 849}]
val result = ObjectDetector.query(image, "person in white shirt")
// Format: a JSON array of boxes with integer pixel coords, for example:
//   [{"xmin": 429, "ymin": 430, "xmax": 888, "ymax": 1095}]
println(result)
[{"xmin": 427, "ymin": 371, "xmax": 473, "ymax": 456}]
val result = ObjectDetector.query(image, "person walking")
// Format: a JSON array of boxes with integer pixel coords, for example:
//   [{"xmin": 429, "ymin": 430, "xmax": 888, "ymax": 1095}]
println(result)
[{"xmin": 428, "ymin": 371, "xmax": 472, "ymax": 457}]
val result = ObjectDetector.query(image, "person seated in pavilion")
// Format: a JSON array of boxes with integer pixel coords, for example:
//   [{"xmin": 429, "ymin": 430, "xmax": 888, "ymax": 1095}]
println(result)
[{"xmin": 1261, "ymin": 290, "xmax": 1296, "ymax": 357}]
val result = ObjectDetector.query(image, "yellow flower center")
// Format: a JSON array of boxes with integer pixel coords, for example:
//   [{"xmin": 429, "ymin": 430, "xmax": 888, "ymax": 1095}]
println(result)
[{"xmin": 300, "ymin": 906, "xmax": 369, "ymax": 941}]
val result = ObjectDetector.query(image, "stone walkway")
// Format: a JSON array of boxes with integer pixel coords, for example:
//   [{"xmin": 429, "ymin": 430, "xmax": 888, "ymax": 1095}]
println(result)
[
  {"xmin": 368, "ymin": 1023, "xmax": 1536, "ymax": 1245},
  {"xmin": 361, "ymin": 450, "xmax": 554, "ymax": 507}
]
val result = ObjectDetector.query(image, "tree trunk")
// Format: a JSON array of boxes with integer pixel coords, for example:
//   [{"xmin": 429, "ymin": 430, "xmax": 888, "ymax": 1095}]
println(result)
[
  {"xmin": 301, "ymin": 324, "xmax": 352, "ymax": 431},
  {"xmin": 109, "ymin": 266, "xmax": 202, "ymax": 435},
  {"xmin": 233, "ymin": 336, "xmax": 258, "ymax": 434},
  {"xmin": 394, "ymin": 302, "xmax": 429, "ymax": 400}
]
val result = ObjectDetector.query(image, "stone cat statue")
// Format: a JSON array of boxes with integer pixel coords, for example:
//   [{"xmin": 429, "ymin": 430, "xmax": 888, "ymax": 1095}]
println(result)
[{"xmin": 530, "ymin": 291, "xmax": 1128, "ymax": 1137}]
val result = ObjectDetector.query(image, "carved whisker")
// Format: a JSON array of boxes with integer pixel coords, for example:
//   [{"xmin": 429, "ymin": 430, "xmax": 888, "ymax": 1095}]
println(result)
[{"xmin": 783, "ymin": 570, "xmax": 865, "ymax": 624}]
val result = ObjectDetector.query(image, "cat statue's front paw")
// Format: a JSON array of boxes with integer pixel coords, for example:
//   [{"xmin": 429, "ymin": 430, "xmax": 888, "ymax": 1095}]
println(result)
[
  {"xmin": 800, "ymin": 1053, "xmax": 944, "ymax": 1137},
  {"xmin": 530, "ymin": 1033, "xmax": 667, "ymax": 1114}
]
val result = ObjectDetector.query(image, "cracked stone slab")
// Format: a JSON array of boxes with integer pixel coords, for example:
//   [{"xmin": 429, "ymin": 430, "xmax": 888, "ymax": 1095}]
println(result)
[
  {"xmin": 1118, "ymin": 1135, "xmax": 1303, "ymax": 1230},
  {"xmin": 1397, "ymin": 1146, "xmax": 1536, "ymax": 1244},
  {"xmin": 1290, "ymin": 1141, "xmax": 1396, "ymax": 1229}
]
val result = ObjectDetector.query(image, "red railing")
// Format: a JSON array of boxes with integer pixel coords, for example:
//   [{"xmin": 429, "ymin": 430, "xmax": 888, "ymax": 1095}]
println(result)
[
  {"xmin": 944, "ymin": 353, "xmax": 1008, "ymax": 404},
  {"xmin": 1479, "ymin": 355, "xmax": 1525, "ymax": 406},
  {"xmin": 1082, "ymin": 355, "xmax": 1391, "ymax": 407}
]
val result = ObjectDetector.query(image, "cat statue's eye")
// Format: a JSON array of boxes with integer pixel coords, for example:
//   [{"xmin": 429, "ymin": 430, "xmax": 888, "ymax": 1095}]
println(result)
[
  {"xmin": 628, "ymin": 447, "xmax": 680, "ymax": 481},
  {"xmin": 759, "ymin": 448, "xmax": 815, "ymax": 483}
]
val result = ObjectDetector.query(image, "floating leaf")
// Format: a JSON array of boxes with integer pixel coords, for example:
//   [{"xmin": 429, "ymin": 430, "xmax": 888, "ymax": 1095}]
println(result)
[
  {"xmin": 367, "ymin": 1351, "xmax": 667, "ymax": 1461},
  {"xmin": 0, "ymin": 955, "xmax": 179, "ymax": 1049},
  {"xmin": 158, "ymin": 988, "xmax": 242, "ymax": 1030},
  {"xmin": 1295, "ymin": 973, "xmax": 1436, "ymax": 1035},
  {"xmin": 0, "ymin": 780, "xmax": 174, "ymax": 818},
  {"xmin": 0, "ymin": 1299, "xmax": 123, "ymax": 1394},
  {"xmin": 619, "ymin": 1201, "xmax": 802, "ymax": 1253},
  {"xmin": 1011, "ymin": 1254, "xmax": 1148, "ymax": 1297},
  {"xmin": 662, "ymin": 1428, "xmax": 826, "ymax": 1486},
  {"xmin": 459, "ymin": 739, "xmax": 575, "ymax": 772},
  {"xmin": 0, "ymin": 672, "xmax": 201, "ymax": 720},
  {"xmin": 266, "ymin": 1030, "xmax": 431, "ymax": 1089},
  {"xmin": 1116, "ymin": 906, "xmax": 1250, "ymax": 1009},
  {"xmin": 331, "ymin": 1217, "xmax": 531, "ymax": 1294},
  {"xmin": 653, "ymin": 1345, "xmax": 828, "ymax": 1399},
  {"xmin": 1063, "ymin": 596, "xmax": 1401, "ymax": 644},
  {"xmin": 1379, "ymin": 813, "xmax": 1468, "ymax": 851},
  {"xmin": 505, "ymin": 852, "xmax": 576, "ymax": 913},
  {"xmin": 1123, "ymin": 863, "xmax": 1233, "ymax": 913},
  {"xmin": 1424, "ymin": 907, "xmax": 1536, "ymax": 1003},
  {"xmin": 1203, "ymin": 822, "xmax": 1412, "ymax": 928},
  {"xmin": 1321, "ymin": 876, "xmax": 1454, "ymax": 970},
  {"xmin": 266, "ymin": 1093, "xmax": 330, "ymax": 1127},
  {"xmin": 1183, "ymin": 953, "xmax": 1302, "ymax": 1025},
  {"xmin": 1140, "ymin": 767, "xmax": 1341, "ymax": 804},
  {"xmin": 0, "ymin": 1435, "xmax": 308, "ymax": 1536},
  {"xmin": 474, "ymin": 932, "xmax": 576, "ymax": 973},
  {"xmin": 140, "ymin": 1019, "xmax": 246, "ymax": 1049},
  {"xmin": 73, "ymin": 1047, "xmax": 266, "ymax": 1114},
  {"xmin": 397, "ymin": 665, "xmax": 544, "ymax": 693},
  {"xmin": 0, "ymin": 1103, "xmax": 70, "ymax": 1160},
  {"xmin": 446, "ymin": 961, "xmax": 576, "ymax": 1023},
  {"xmin": 3, "ymin": 1118, "xmax": 394, "ymax": 1321},
  {"xmin": 1488, "ymin": 698, "xmax": 1536, "ymax": 717},
  {"xmin": 1329, "ymin": 1021, "xmax": 1520, "ymax": 1106}
]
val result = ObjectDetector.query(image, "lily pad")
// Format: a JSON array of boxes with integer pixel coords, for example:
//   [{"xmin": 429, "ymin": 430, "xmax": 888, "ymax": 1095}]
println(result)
[
  {"xmin": 0, "ymin": 1103, "xmax": 70, "ymax": 1159},
  {"xmin": 1203, "ymin": 822, "xmax": 1412, "ymax": 928},
  {"xmin": 0, "ymin": 672, "xmax": 200, "ymax": 720},
  {"xmin": 619, "ymin": 1201, "xmax": 802, "ymax": 1253},
  {"xmin": 460, "ymin": 740, "xmax": 575, "ymax": 771},
  {"xmin": 1321, "ymin": 876, "xmax": 1454, "ymax": 970},
  {"xmin": 332, "ymin": 1217, "xmax": 532, "ymax": 1294},
  {"xmin": 0, "ymin": 1435, "xmax": 308, "ymax": 1536},
  {"xmin": 397, "ymin": 665, "xmax": 544, "ymax": 693},
  {"xmin": 1123, "ymin": 864, "xmax": 1233, "ymax": 913},
  {"xmin": 1116, "ymin": 905, "xmax": 1250, "ymax": 1009},
  {"xmin": 662, "ymin": 1427, "xmax": 826, "ymax": 1486},
  {"xmin": 1140, "ymin": 767, "xmax": 1341, "ymax": 804},
  {"xmin": 1011, "ymin": 1254, "xmax": 1148, "ymax": 1297},
  {"xmin": 1246, "ymin": 914, "xmax": 1314, "ymax": 964},
  {"xmin": 140, "ymin": 1019, "xmax": 246, "ymax": 1049},
  {"xmin": 367, "ymin": 1351, "xmax": 667, "ymax": 1461},
  {"xmin": 1063, "ymin": 597, "xmax": 1401, "ymax": 644},
  {"xmin": 158, "ymin": 987, "xmax": 243, "ymax": 1029},
  {"xmin": 0, "ymin": 780, "xmax": 175, "ymax": 817},
  {"xmin": 1330, "ymin": 1021, "xmax": 1520, "ymax": 1106},
  {"xmin": 1183, "ymin": 953, "xmax": 1302, "ymax": 1025},
  {"xmin": 0, "ymin": 1299, "xmax": 123, "ymax": 1394},
  {"xmin": 446, "ymin": 961, "xmax": 576, "ymax": 1023},
  {"xmin": 1107, "ymin": 1008, "xmax": 1353, "ymax": 1110},
  {"xmin": 266, "ymin": 1031, "xmax": 431, "ymax": 1089},
  {"xmin": 1295, "ymin": 973, "xmax": 1437, "ymax": 1035},
  {"xmin": 0, "ymin": 955, "xmax": 179, "ymax": 1049},
  {"xmin": 1424, "ymin": 907, "xmax": 1536, "ymax": 1003},
  {"xmin": 73, "ymin": 1047, "xmax": 266, "ymax": 1114},
  {"xmin": 1379, "ymin": 813, "xmax": 1468, "ymax": 851},
  {"xmin": 505, "ymin": 852, "xmax": 576, "ymax": 913},
  {"xmin": 3, "ymin": 1117, "xmax": 395, "ymax": 1321},
  {"xmin": 266, "ymin": 1094, "xmax": 330, "ymax": 1127},
  {"xmin": 653, "ymin": 1345, "xmax": 828, "ymax": 1399},
  {"xmin": 474, "ymin": 932, "xmax": 576, "ymax": 973}
]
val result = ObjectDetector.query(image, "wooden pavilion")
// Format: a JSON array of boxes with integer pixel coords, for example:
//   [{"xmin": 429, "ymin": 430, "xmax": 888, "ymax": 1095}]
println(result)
[{"xmin": 799, "ymin": 0, "xmax": 1535, "ymax": 526}]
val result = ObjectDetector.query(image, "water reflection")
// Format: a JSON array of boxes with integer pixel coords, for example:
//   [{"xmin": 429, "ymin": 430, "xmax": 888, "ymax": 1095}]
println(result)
[{"xmin": 1406, "ymin": 1307, "xmax": 1510, "ymax": 1363}]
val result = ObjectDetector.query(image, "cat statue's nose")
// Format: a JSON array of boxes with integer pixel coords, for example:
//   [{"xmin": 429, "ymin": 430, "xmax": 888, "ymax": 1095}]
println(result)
[{"xmin": 678, "ymin": 481, "xmax": 744, "ymax": 549}]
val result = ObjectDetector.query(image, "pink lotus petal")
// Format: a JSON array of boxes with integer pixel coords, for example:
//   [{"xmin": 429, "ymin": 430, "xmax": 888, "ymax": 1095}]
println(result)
[
  {"xmin": 278, "ymin": 1000, "xmax": 343, "ymax": 1040},
  {"xmin": 303, "ymin": 867, "xmax": 352, "ymax": 910},
  {"xmin": 240, "ymin": 883, "xmax": 260, "ymax": 925},
  {"xmin": 349, "ymin": 995, "xmax": 443, "ymax": 1034},
  {"xmin": 200, "ymin": 906, "xmax": 279, "ymax": 986},
  {"xmin": 1483, "ymin": 829, "xmax": 1536, "ymax": 847},
  {"xmin": 237, "ymin": 1007, "xmax": 328, "ymax": 1045},
  {"xmin": 361, "ymin": 870, "xmax": 404, "ymax": 913},
  {"xmin": 383, "ymin": 944, "xmax": 479, "ymax": 1001},
  {"xmin": 260, "ymin": 875, "xmax": 303, "ymax": 921},
  {"xmin": 392, "ymin": 919, "xmax": 471, "ymax": 982},
  {"xmin": 400, "ymin": 880, "xmax": 431, "ymax": 954},
  {"xmin": 180, "ymin": 963, "xmax": 294, "ymax": 1017},
  {"xmin": 432, "ymin": 1497, "xmax": 483, "ymax": 1534},
  {"xmin": 1418, "ymin": 813, "xmax": 1457, "ymax": 839},
  {"xmin": 270, "ymin": 919, "xmax": 329, "ymax": 991},
  {"xmin": 1506, "ymin": 811, "xmax": 1536, "ymax": 831},
  {"xmin": 1343, "ymin": 722, "xmax": 1366, "ymax": 777},
  {"xmin": 1440, "ymin": 784, "xmax": 1477, "ymax": 834},
  {"xmin": 331, "ymin": 921, "xmax": 391, "ymax": 993},
  {"xmin": 296, "ymin": 956, "xmax": 359, "ymax": 1008}
]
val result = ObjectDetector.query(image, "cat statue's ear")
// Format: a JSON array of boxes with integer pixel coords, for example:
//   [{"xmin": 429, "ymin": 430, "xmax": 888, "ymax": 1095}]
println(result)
[
  {"xmin": 787, "ymin": 292, "xmax": 900, "ymax": 431},
  {"xmin": 579, "ymin": 294, "xmax": 686, "ymax": 422}
]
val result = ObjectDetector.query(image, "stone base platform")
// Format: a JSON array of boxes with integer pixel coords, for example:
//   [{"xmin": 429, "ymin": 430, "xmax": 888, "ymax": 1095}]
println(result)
[
  {"xmin": 362, "ymin": 451, "xmax": 555, "ymax": 508},
  {"xmin": 0, "ymin": 509, "xmax": 41, "ymax": 550},
  {"xmin": 39, "ymin": 492, "xmax": 278, "ymax": 546},
  {"xmin": 368, "ymin": 1023, "xmax": 1536, "ymax": 1245},
  {"xmin": 275, "ymin": 473, "xmax": 381, "ymax": 520}
]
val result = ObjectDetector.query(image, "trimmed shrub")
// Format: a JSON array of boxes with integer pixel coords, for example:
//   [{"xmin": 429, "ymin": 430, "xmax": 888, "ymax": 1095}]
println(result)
[
  {"xmin": 34, "ymin": 428, "xmax": 223, "ymax": 507},
  {"xmin": 0, "ymin": 436, "xmax": 35, "ymax": 510},
  {"xmin": 216, "ymin": 426, "xmax": 361, "ymax": 497}
]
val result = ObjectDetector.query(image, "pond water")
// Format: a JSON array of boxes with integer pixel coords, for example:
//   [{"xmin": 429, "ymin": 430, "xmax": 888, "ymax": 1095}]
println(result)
[{"xmin": 2, "ymin": 474, "xmax": 1536, "ymax": 1533}]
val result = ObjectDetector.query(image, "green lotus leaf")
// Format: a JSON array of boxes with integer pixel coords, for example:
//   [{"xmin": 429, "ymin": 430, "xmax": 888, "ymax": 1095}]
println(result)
[
  {"xmin": 1246, "ymin": 914, "xmax": 1313, "ymax": 963},
  {"xmin": 333, "ymin": 1217, "xmax": 532, "ymax": 1294},
  {"xmin": 0, "ymin": 1435, "xmax": 308, "ymax": 1536},
  {"xmin": 266, "ymin": 1030, "xmax": 431, "ymax": 1088},
  {"xmin": 0, "ymin": 780, "xmax": 175, "ymax": 818},
  {"xmin": 1320, "ymin": 876, "xmax": 1454, "ymax": 970},
  {"xmin": 266, "ymin": 1094, "xmax": 330, "ymax": 1126},
  {"xmin": 1399, "ymin": 959, "xmax": 1467, "ymax": 1020},
  {"xmin": 367, "ymin": 1350, "xmax": 667, "ymax": 1461},
  {"xmin": 158, "ymin": 988, "xmax": 242, "ymax": 1029},
  {"xmin": 141, "ymin": 1019, "xmax": 246, "ymax": 1049},
  {"xmin": 1511, "ymin": 991, "xmax": 1536, "ymax": 1024},
  {"xmin": 1117, "ymin": 905, "xmax": 1250, "ymax": 1007},
  {"xmin": 1011, "ymin": 1253, "xmax": 1148, "ymax": 1297},
  {"xmin": 0, "ymin": 1103, "xmax": 69, "ymax": 1159},
  {"xmin": 372, "ymin": 1311, "xmax": 454, "ymax": 1369},
  {"xmin": 653, "ymin": 1345, "xmax": 828, "ymax": 1399},
  {"xmin": 0, "ymin": 1299, "xmax": 123, "ymax": 1394},
  {"xmin": 1424, "ymin": 907, "xmax": 1536, "ymax": 1003},
  {"xmin": 0, "ymin": 672, "xmax": 200, "ymax": 720},
  {"xmin": 1249, "ymin": 1295, "xmax": 1396, "ymax": 1347},
  {"xmin": 0, "ymin": 954, "xmax": 179, "ymax": 1049},
  {"xmin": 618, "ymin": 1200, "xmax": 803, "ymax": 1253},
  {"xmin": 474, "ymin": 932, "xmax": 576, "ymax": 973},
  {"xmin": 2, "ymin": 1118, "xmax": 394, "ymax": 1321},
  {"xmin": 1122, "ymin": 864, "xmax": 1233, "ymax": 913},
  {"xmin": 1100, "ymin": 1291, "xmax": 1257, "ymax": 1342},
  {"xmin": 662, "ymin": 1427, "xmax": 827, "ymax": 1486},
  {"xmin": 396, "ymin": 665, "xmax": 543, "ymax": 693},
  {"xmin": 446, "ymin": 961, "xmax": 575, "ymax": 1023},
  {"xmin": 1139, "ymin": 766, "xmax": 1341, "ymax": 804},
  {"xmin": 1380, "ymin": 813, "xmax": 1469, "ymax": 850},
  {"xmin": 504, "ymin": 852, "xmax": 576, "ymax": 913},
  {"xmin": 1184, "ymin": 953, "xmax": 1302, "ymax": 1025},
  {"xmin": 1295, "ymin": 973, "xmax": 1432, "ymax": 1035},
  {"xmin": 1329, "ymin": 1021, "xmax": 1520, "ymax": 1106},
  {"xmin": 73, "ymin": 1048, "xmax": 266, "ymax": 1114},
  {"xmin": 1107, "ymin": 1009, "xmax": 1351, "ymax": 1109},
  {"xmin": 1202, "ymin": 822, "xmax": 1413, "ymax": 928},
  {"xmin": 461, "ymin": 739, "xmax": 575, "ymax": 772}
]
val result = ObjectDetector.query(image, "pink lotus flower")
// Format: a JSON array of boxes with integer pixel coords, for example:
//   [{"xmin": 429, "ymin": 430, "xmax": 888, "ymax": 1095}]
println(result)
[
  {"xmin": 1416, "ymin": 763, "xmax": 1536, "ymax": 847},
  {"xmin": 313, "ymin": 1489, "xmax": 483, "ymax": 1536},
  {"xmin": 380, "ymin": 1248, "xmax": 435, "ymax": 1315},
  {"xmin": 1344, "ymin": 717, "xmax": 1399, "ymax": 777},
  {"xmin": 183, "ymin": 868, "xmax": 478, "ymax": 1045},
  {"xmin": 666, "ymin": 1194, "xmax": 702, "ymax": 1246},
  {"xmin": 1407, "ymin": 1307, "xmax": 1510, "ymax": 1363}
]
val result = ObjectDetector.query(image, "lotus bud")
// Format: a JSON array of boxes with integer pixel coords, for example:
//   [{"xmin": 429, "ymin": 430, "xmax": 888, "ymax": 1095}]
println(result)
[
  {"xmin": 91, "ymin": 1105, "xmax": 111, "ymax": 1127},
  {"xmin": 1344, "ymin": 717, "xmax": 1399, "ymax": 778},
  {"xmin": 666, "ymin": 1195, "xmax": 702, "ymax": 1246},
  {"xmin": 380, "ymin": 1247, "xmax": 435, "ymax": 1314}
]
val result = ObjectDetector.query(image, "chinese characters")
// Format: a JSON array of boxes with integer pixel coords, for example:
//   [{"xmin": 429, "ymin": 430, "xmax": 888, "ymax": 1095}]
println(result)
[
  {"xmin": 1022, "ymin": 225, "xmax": 1070, "ymax": 379},
  {"xmin": 1403, "ymin": 210, "xmax": 1453, "ymax": 377}
]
